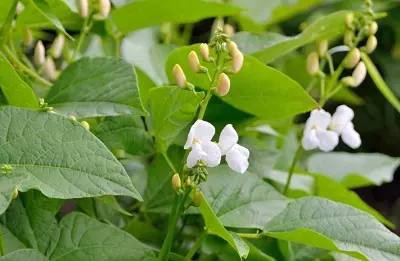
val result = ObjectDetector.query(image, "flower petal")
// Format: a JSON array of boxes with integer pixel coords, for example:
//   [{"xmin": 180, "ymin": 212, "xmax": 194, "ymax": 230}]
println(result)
[
  {"xmin": 201, "ymin": 141, "xmax": 221, "ymax": 167},
  {"xmin": 218, "ymin": 124, "xmax": 238, "ymax": 155},
  {"xmin": 302, "ymin": 129, "xmax": 319, "ymax": 150},
  {"xmin": 225, "ymin": 145, "xmax": 249, "ymax": 174},
  {"xmin": 187, "ymin": 143, "xmax": 207, "ymax": 168},
  {"xmin": 341, "ymin": 122, "xmax": 361, "ymax": 149},
  {"xmin": 331, "ymin": 105, "xmax": 354, "ymax": 134},
  {"xmin": 184, "ymin": 120, "xmax": 215, "ymax": 149},
  {"xmin": 304, "ymin": 109, "xmax": 332, "ymax": 133},
  {"xmin": 316, "ymin": 129, "xmax": 339, "ymax": 152},
  {"xmin": 235, "ymin": 144, "xmax": 250, "ymax": 159}
]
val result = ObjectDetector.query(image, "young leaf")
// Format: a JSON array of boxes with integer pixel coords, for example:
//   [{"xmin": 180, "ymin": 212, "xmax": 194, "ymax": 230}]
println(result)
[
  {"xmin": 307, "ymin": 152, "xmax": 400, "ymax": 188},
  {"xmin": 165, "ymin": 45, "xmax": 318, "ymax": 120},
  {"xmin": 0, "ymin": 249, "xmax": 49, "ymax": 261},
  {"xmin": 46, "ymin": 57, "xmax": 148, "ymax": 118},
  {"xmin": 0, "ymin": 106, "xmax": 142, "ymax": 214},
  {"xmin": 112, "ymin": 0, "xmax": 242, "ymax": 34},
  {"xmin": 0, "ymin": 53, "xmax": 38, "ymax": 109},
  {"xmin": 263, "ymin": 197, "xmax": 400, "ymax": 261},
  {"xmin": 149, "ymin": 86, "xmax": 204, "ymax": 153}
]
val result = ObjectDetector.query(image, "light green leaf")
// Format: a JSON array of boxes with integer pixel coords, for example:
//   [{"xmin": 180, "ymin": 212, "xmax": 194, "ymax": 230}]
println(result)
[
  {"xmin": 166, "ymin": 45, "xmax": 317, "ymax": 120},
  {"xmin": 136, "ymin": 67, "xmax": 156, "ymax": 106},
  {"xmin": 361, "ymin": 52, "xmax": 400, "ymax": 113},
  {"xmin": 264, "ymin": 169, "xmax": 314, "ymax": 198},
  {"xmin": 280, "ymin": 241, "xmax": 328, "ymax": 261},
  {"xmin": 0, "ymin": 1, "xmax": 14, "ymax": 25},
  {"xmin": 0, "ymin": 172, "xmax": 27, "ymax": 216},
  {"xmin": 112, "ymin": 0, "xmax": 242, "ymax": 34},
  {"xmin": 200, "ymin": 165, "xmax": 290, "ymax": 229},
  {"xmin": 95, "ymin": 195, "xmax": 132, "ymax": 216},
  {"xmin": 0, "ymin": 106, "xmax": 142, "ymax": 206},
  {"xmin": 121, "ymin": 159, "xmax": 147, "ymax": 196},
  {"xmin": 264, "ymin": 197, "xmax": 400, "ymax": 261},
  {"xmin": 150, "ymin": 86, "xmax": 203, "ymax": 153},
  {"xmin": 46, "ymin": 57, "xmax": 148, "ymax": 118},
  {"xmin": 307, "ymin": 152, "xmax": 400, "ymax": 188},
  {"xmin": 232, "ymin": 10, "xmax": 349, "ymax": 63},
  {"xmin": 0, "ymin": 53, "xmax": 38, "ymax": 109},
  {"xmin": 0, "ymin": 249, "xmax": 49, "ymax": 261},
  {"xmin": 47, "ymin": 212, "xmax": 157, "ymax": 261},
  {"xmin": 93, "ymin": 115, "xmax": 154, "ymax": 156}
]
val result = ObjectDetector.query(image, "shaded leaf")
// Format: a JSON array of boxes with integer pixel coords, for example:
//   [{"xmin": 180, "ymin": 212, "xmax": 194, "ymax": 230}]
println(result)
[{"xmin": 0, "ymin": 249, "xmax": 49, "ymax": 261}]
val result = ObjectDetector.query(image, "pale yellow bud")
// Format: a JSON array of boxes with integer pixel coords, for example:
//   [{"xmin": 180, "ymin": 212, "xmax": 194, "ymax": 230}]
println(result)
[
  {"xmin": 11, "ymin": 188, "xmax": 18, "ymax": 200},
  {"xmin": 79, "ymin": 0, "xmax": 89, "ymax": 17},
  {"xmin": 344, "ymin": 30, "xmax": 353, "ymax": 46},
  {"xmin": 185, "ymin": 177, "xmax": 192, "ymax": 188},
  {"xmin": 345, "ymin": 12, "xmax": 354, "ymax": 28},
  {"xmin": 112, "ymin": 148, "xmax": 126, "ymax": 159},
  {"xmin": 68, "ymin": 115, "xmax": 77, "ymax": 121},
  {"xmin": 81, "ymin": 121, "xmax": 90, "ymax": 130},
  {"xmin": 345, "ymin": 48, "xmax": 360, "ymax": 69},
  {"xmin": 34, "ymin": 41, "xmax": 45, "ymax": 66},
  {"xmin": 341, "ymin": 76, "xmax": 355, "ymax": 87},
  {"xmin": 23, "ymin": 28, "xmax": 33, "ymax": 46},
  {"xmin": 172, "ymin": 173, "xmax": 181, "ymax": 192},
  {"xmin": 217, "ymin": 73, "xmax": 230, "ymax": 97},
  {"xmin": 306, "ymin": 52, "xmax": 319, "ymax": 76},
  {"xmin": 44, "ymin": 57, "xmax": 57, "ymax": 81},
  {"xmin": 192, "ymin": 189, "xmax": 201, "ymax": 207},
  {"xmin": 352, "ymin": 61, "xmax": 367, "ymax": 87},
  {"xmin": 172, "ymin": 64, "xmax": 186, "ymax": 88},
  {"xmin": 99, "ymin": 0, "xmax": 111, "ymax": 18},
  {"xmin": 51, "ymin": 34, "xmax": 65, "ymax": 59},
  {"xmin": 368, "ymin": 22, "xmax": 378, "ymax": 35},
  {"xmin": 223, "ymin": 24, "xmax": 234, "ymax": 37},
  {"xmin": 199, "ymin": 43, "xmax": 209, "ymax": 61},
  {"xmin": 188, "ymin": 51, "xmax": 201, "ymax": 73},
  {"xmin": 231, "ymin": 50, "xmax": 243, "ymax": 73},
  {"xmin": 317, "ymin": 39, "xmax": 328, "ymax": 58},
  {"xmin": 365, "ymin": 35, "xmax": 377, "ymax": 54},
  {"xmin": 16, "ymin": 2, "xmax": 24, "ymax": 15},
  {"xmin": 229, "ymin": 41, "xmax": 238, "ymax": 56}
]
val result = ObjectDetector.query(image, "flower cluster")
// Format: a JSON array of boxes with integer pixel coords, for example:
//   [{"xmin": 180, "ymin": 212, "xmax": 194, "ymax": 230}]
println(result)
[
  {"xmin": 302, "ymin": 105, "xmax": 361, "ymax": 152},
  {"xmin": 185, "ymin": 120, "xmax": 249, "ymax": 174}
]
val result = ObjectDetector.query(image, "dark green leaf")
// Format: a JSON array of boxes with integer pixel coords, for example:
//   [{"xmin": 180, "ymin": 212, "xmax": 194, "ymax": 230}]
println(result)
[
  {"xmin": 0, "ymin": 172, "xmax": 27, "ymax": 216},
  {"xmin": 0, "ymin": 249, "xmax": 49, "ymax": 261},
  {"xmin": 136, "ymin": 67, "xmax": 156, "ymax": 106}
]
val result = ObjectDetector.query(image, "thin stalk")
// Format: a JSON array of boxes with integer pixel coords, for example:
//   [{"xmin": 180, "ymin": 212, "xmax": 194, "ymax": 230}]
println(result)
[
  {"xmin": 163, "ymin": 152, "xmax": 178, "ymax": 173},
  {"xmin": 326, "ymin": 55, "xmax": 335, "ymax": 75},
  {"xmin": 71, "ymin": 17, "xmax": 92, "ymax": 61},
  {"xmin": 0, "ymin": 226, "xmax": 6, "ymax": 256},
  {"xmin": 283, "ymin": 145, "xmax": 302, "ymax": 195},
  {"xmin": 237, "ymin": 232, "xmax": 263, "ymax": 239},
  {"xmin": 185, "ymin": 231, "xmax": 208, "ymax": 260},
  {"xmin": 320, "ymin": 83, "xmax": 344, "ymax": 107},
  {"xmin": 0, "ymin": 0, "xmax": 18, "ymax": 46}
]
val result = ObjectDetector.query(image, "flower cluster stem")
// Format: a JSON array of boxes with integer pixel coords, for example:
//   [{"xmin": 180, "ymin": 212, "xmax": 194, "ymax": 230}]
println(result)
[
  {"xmin": 71, "ymin": 17, "xmax": 93, "ymax": 61},
  {"xmin": 0, "ymin": 226, "xmax": 6, "ymax": 256},
  {"xmin": 283, "ymin": 144, "xmax": 302, "ymax": 195},
  {"xmin": 0, "ymin": 0, "xmax": 18, "ymax": 46},
  {"xmin": 185, "ymin": 231, "xmax": 208, "ymax": 260}
]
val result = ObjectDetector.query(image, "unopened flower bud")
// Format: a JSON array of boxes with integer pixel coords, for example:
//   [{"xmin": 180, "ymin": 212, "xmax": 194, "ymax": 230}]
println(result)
[
  {"xmin": 231, "ymin": 50, "xmax": 243, "ymax": 73},
  {"xmin": 16, "ymin": 2, "xmax": 24, "ymax": 15},
  {"xmin": 112, "ymin": 148, "xmax": 126, "ymax": 159},
  {"xmin": 23, "ymin": 28, "xmax": 33, "ymax": 46},
  {"xmin": 172, "ymin": 64, "xmax": 186, "ymax": 88},
  {"xmin": 44, "ymin": 57, "xmax": 57, "ymax": 81},
  {"xmin": 345, "ymin": 12, "xmax": 354, "ymax": 28},
  {"xmin": 68, "ymin": 115, "xmax": 77, "ymax": 121},
  {"xmin": 223, "ymin": 24, "xmax": 234, "ymax": 37},
  {"xmin": 172, "ymin": 173, "xmax": 181, "ymax": 192},
  {"xmin": 341, "ymin": 76, "xmax": 355, "ymax": 87},
  {"xmin": 34, "ymin": 41, "xmax": 45, "ymax": 66},
  {"xmin": 352, "ymin": 61, "xmax": 367, "ymax": 87},
  {"xmin": 81, "ymin": 121, "xmax": 90, "ymax": 130},
  {"xmin": 185, "ymin": 177, "xmax": 192, "ymax": 188},
  {"xmin": 51, "ymin": 34, "xmax": 65, "ymax": 59},
  {"xmin": 368, "ymin": 22, "xmax": 378, "ymax": 35},
  {"xmin": 192, "ymin": 189, "xmax": 202, "ymax": 207},
  {"xmin": 318, "ymin": 39, "xmax": 328, "ymax": 58},
  {"xmin": 229, "ymin": 41, "xmax": 238, "ymax": 56},
  {"xmin": 11, "ymin": 188, "xmax": 18, "ymax": 200},
  {"xmin": 199, "ymin": 43, "xmax": 209, "ymax": 61},
  {"xmin": 79, "ymin": 0, "xmax": 89, "ymax": 17},
  {"xmin": 217, "ymin": 73, "xmax": 230, "ymax": 96},
  {"xmin": 344, "ymin": 30, "xmax": 353, "ymax": 46},
  {"xmin": 345, "ymin": 48, "xmax": 360, "ymax": 69},
  {"xmin": 188, "ymin": 51, "xmax": 201, "ymax": 73},
  {"xmin": 99, "ymin": 0, "xmax": 111, "ymax": 18},
  {"xmin": 365, "ymin": 35, "xmax": 377, "ymax": 54},
  {"xmin": 306, "ymin": 52, "xmax": 319, "ymax": 76}
]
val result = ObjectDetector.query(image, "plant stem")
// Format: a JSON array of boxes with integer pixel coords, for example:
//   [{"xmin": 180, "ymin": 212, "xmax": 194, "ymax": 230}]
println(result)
[
  {"xmin": 2, "ymin": 45, "xmax": 52, "ymax": 87},
  {"xmin": 185, "ymin": 231, "xmax": 208, "ymax": 260},
  {"xmin": 0, "ymin": 0, "xmax": 18, "ymax": 46},
  {"xmin": 71, "ymin": 17, "xmax": 92, "ymax": 61},
  {"xmin": 283, "ymin": 144, "xmax": 302, "ymax": 195},
  {"xmin": 163, "ymin": 152, "xmax": 177, "ymax": 173},
  {"xmin": 237, "ymin": 232, "xmax": 263, "ymax": 239},
  {"xmin": 0, "ymin": 226, "xmax": 6, "ymax": 256}
]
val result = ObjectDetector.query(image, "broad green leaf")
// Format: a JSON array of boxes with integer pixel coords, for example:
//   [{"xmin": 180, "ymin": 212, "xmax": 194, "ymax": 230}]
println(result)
[
  {"xmin": 361, "ymin": 52, "xmax": 400, "ymax": 113},
  {"xmin": 200, "ymin": 165, "xmax": 290, "ymax": 229},
  {"xmin": 136, "ymin": 67, "xmax": 156, "ymax": 105},
  {"xmin": 93, "ymin": 115, "xmax": 154, "ymax": 156},
  {"xmin": 232, "ymin": 11, "xmax": 349, "ymax": 63},
  {"xmin": 150, "ymin": 86, "xmax": 204, "ymax": 153},
  {"xmin": 307, "ymin": 152, "xmax": 400, "ymax": 188},
  {"xmin": 0, "ymin": 106, "xmax": 142, "ymax": 206},
  {"xmin": 96, "ymin": 195, "xmax": 132, "ymax": 216},
  {"xmin": 46, "ymin": 57, "xmax": 148, "ymax": 118},
  {"xmin": 264, "ymin": 169, "xmax": 314, "ymax": 198},
  {"xmin": 0, "ymin": 172, "xmax": 27, "ymax": 216},
  {"xmin": 267, "ymin": 0, "xmax": 322, "ymax": 25},
  {"xmin": 0, "ymin": 249, "xmax": 49, "ymax": 261},
  {"xmin": 0, "ymin": 1, "xmax": 14, "ymax": 25},
  {"xmin": 121, "ymin": 159, "xmax": 147, "ymax": 196},
  {"xmin": 198, "ymin": 191, "xmax": 250, "ymax": 259},
  {"xmin": 47, "ymin": 212, "xmax": 157, "ymax": 261},
  {"xmin": 166, "ymin": 45, "xmax": 317, "ymax": 120},
  {"xmin": 264, "ymin": 197, "xmax": 400, "ymax": 261},
  {"xmin": 0, "ymin": 53, "xmax": 38, "ymax": 109},
  {"xmin": 112, "ymin": 0, "xmax": 242, "ymax": 34},
  {"xmin": 123, "ymin": 219, "xmax": 164, "ymax": 246},
  {"xmin": 279, "ymin": 241, "xmax": 328, "ymax": 261}
]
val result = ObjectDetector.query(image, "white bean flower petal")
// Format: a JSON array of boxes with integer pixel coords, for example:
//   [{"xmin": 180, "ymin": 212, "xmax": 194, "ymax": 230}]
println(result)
[
  {"xmin": 184, "ymin": 120, "xmax": 215, "ymax": 149},
  {"xmin": 187, "ymin": 143, "xmax": 207, "ymax": 168},
  {"xmin": 226, "ymin": 144, "xmax": 249, "ymax": 174},
  {"xmin": 341, "ymin": 122, "xmax": 361, "ymax": 149},
  {"xmin": 302, "ymin": 128, "xmax": 319, "ymax": 150},
  {"xmin": 186, "ymin": 141, "xmax": 221, "ymax": 168},
  {"xmin": 218, "ymin": 124, "xmax": 238, "ymax": 155},
  {"xmin": 315, "ymin": 129, "xmax": 339, "ymax": 152},
  {"xmin": 304, "ymin": 109, "xmax": 331, "ymax": 133},
  {"xmin": 330, "ymin": 105, "xmax": 354, "ymax": 133}
]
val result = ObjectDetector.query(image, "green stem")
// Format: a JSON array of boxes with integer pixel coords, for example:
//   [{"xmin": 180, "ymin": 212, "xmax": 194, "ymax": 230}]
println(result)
[
  {"xmin": 237, "ymin": 232, "xmax": 263, "ymax": 239},
  {"xmin": 0, "ymin": 0, "xmax": 18, "ymax": 46},
  {"xmin": 163, "ymin": 152, "xmax": 177, "ymax": 173},
  {"xmin": 2, "ymin": 45, "xmax": 52, "ymax": 87},
  {"xmin": 283, "ymin": 145, "xmax": 302, "ymax": 195},
  {"xmin": 326, "ymin": 55, "xmax": 335, "ymax": 75},
  {"xmin": 185, "ymin": 231, "xmax": 208, "ymax": 260},
  {"xmin": 0, "ymin": 226, "xmax": 6, "ymax": 256},
  {"xmin": 71, "ymin": 17, "xmax": 92, "ymax": 61}
]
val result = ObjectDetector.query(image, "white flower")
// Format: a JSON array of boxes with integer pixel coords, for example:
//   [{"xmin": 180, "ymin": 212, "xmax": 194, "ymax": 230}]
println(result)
[
  {"xmin": 218, "ymin": 124, "xmax": 249, "ymax": 174},
  {"xmin": 330, "ymin": 105, "xmax": 361, "ymax": 149},
  {"xmin": 185, "ymin": 120, "xmax": 221, "ymax": 168},
  {"xmin": 302, "ymin": 109, "xmax": 339, "ymax": 152}
]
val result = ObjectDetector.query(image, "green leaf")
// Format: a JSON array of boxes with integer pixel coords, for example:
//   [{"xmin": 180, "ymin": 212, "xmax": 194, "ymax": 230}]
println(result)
[
  {"xmin": 46, "ymin": 57, "xmax": 147, "ymax": 118},
  {"xmin": 112, "ymin": 0, "xmax": 242, "ymax": 34},
  {"xmin": 0, "ymin": 249, "xmax": 49, "ymax": 261},
  {"xmin": 93, "ymin": 115, "xmax": 154, "ymax": 156},
  {"xmin": 280, "ymin": 241, "xmax": 328, "ymax": 261},
  {"xmin": 0, "ymin": 106, "xmax": 142, "ymax": 209},
  {"xmin": 307, "ymin": 152, "xmax": 400, "ymax": 188},
  {"xmin": 0, "ymin": 172, "xmax": 27, "ymax": 216},
  {"xmin": 121, "ymin": 159, "xmax": 148, "ymax": 196},
  {"xmin": 165, "ymin": 45, "xmax": 317, "ymax": 120},
  {"xmin": 0, "ymin": 1, "xmax": 14, "ymax": 25},
  {"xmin": 47, "ymin": 212, "xmax": 157, "ymax": 261},
  {"xmin": 198, "ymin": 191, "xmax": 250, "ymax": 259},
  {"xmin": 263, "ymin": 197, "xmax": 400, "ymax": 261},
  {"xmin": 232, "ymin": 11, "xmax": 349, "ymax": 63},
  {"xmin": 95, "ymin": 195, "xmax": 132, "ymax": 216},
  {"xmin": 0, "ymin": 53, "xmax": 38, "ymax": 109},
  {"xmin": 361, "ymin": 52, "xmax": 400, "ymax": 113},
  {"xmin": 136, "ymin": 67, "xmax": 156, "ymax": 106},
  {"xmin": 200, "ymin": 165, "xmax": 290, "ymax": 229},
  {"xmin": 264, "ymin": 169, "xmax": 314, "ymax": 198},
  {"xmin": 150, "ymin": 86, "xmax": 204, "ymax": 153}
]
